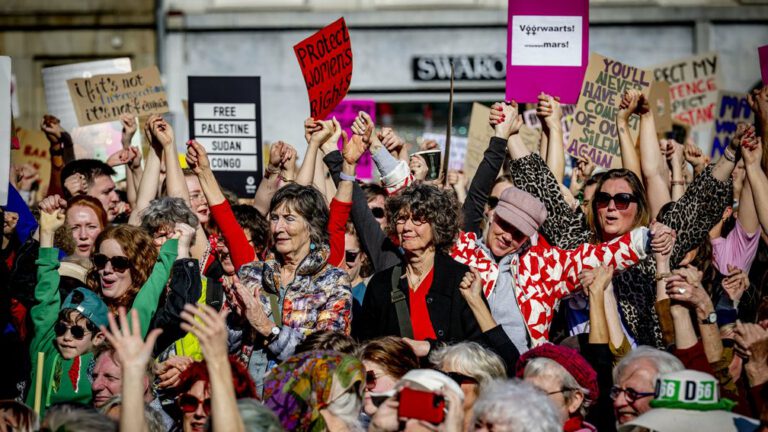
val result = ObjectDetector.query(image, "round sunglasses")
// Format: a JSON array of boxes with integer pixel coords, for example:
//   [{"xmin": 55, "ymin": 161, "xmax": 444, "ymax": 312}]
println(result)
[
  {"xmin": 54, "ymin": 322, "xmax": 92, "ymax": 340},
  {"xmin": 178, "ymin": 394, "xmax": 211, "ymax": 415}
]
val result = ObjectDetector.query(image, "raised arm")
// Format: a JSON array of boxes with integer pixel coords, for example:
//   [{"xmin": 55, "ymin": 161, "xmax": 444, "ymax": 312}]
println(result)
[
  {"xmin": 668, "ymin": 141, "xmax": 686, "ymax": 201},
  {"xmin": 666, "ymin": 266, "xmax": 722, "ymax": 363},
  {"xmin": 616, "ymin": 91, "xmax": 642, "ymax": 179},
  {"xmin": 747, "ymin": 86, "xmax": 768, "ymax": 171},
  {"xmin": 296, "ymin": 118, "xmax": 333, "ymax": 186},
  {"xmin": 41, "ymin": 115, "xmax": 67, "ymax": 197},
  {"xmin": 741, "ymin": 126, "xmax": 768, "ymax": 235},
  {"xmin": 538, "ymin": 93, "xmax": 565, "ymax": 182},
  {"xmin": 327, "ymin": 123, "xmax": 362, "ymax": 267},
  {"xmin": 254, "ymin": 142, "xmax": 285, "ymax": 216},
  {"xmin": 120, "ymin": 115, "xmax": 143, "ymax": 205},
  {"xmin": 634, "ymin": 91, "xmax": 671, "ymax": 218},
  {"xmin": 128, "ymin": 120, "xmax": 163, "ymax": 226}
]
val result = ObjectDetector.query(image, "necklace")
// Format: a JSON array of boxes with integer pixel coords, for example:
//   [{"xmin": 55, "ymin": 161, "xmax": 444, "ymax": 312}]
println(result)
[{"xmin": 406, "ymin": 260, "xmax": 433, "ymax": 290}]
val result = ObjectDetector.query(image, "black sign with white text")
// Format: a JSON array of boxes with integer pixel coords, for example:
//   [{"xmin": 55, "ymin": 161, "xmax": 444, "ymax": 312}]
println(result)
[
  {"xmin": 188, "ymin": 76, "xmax": 262, "ymax": 198},
  {"xmin": 412, "ymin": 55, "xmax": 506, "ymax": 81}
]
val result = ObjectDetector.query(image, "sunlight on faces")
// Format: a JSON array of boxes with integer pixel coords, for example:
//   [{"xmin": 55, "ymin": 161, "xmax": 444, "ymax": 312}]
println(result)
[
  {"xmin": 92, "ymin": 352, "xmax": 122, "ymax": 408},
  {"xmin": 484, "ymin": 181, "xmax": 513, "ymax": 221},
  {"xmin": 186, "ymin": 176, "xmax": 210, "ymax": 224},
  {"xmin": 55, "ymin": 311, "xmax": 101, "ymax": 360},
  {"xmin": 88, "ymin": 175, "xmax": 119, "ymax": 222},
  {"xmin": 613, "ymin": 359, "xmax": 657, "ymax": 425},
  {"xmin": 524, "ymin": 374, "xmax": 571, "ymax": 424},
  {"xmin": 395, "ymin": 210, "xmax": 433, "ymax": 253},
  {"xmin": 97, "ymin": 239, "xmax": 133, "ymax": 300},
  {"xmin": 362, "ymin": 360, "xmax": 398, "ymax": 416},
  {"xmin": 215, "ymin": 235, "xmax": 235, "ymax": 275},
  {"xmin": 487, "ymin": 214, "xmax": 529, "ymax": 257},
  {"xmin": 438, "ymin": 365, "xmax": 479, "ymax": 414},
  {"xmin": 182, "ymin": 381, "xmax": 211, "ymax": 432},
  {"xmin": 270, "ymin": 202, "xmax": 311, "ymax": 257},
  {"xmin": 66, "ymin": 205, "xmax": 102, "ymax": 259},
  {"xmin": 596, "ymin": 179, "xmax": 637, "ymax": 240}
]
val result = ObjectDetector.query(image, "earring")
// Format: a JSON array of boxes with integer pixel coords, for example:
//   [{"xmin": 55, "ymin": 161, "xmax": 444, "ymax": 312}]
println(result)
[{"xmin": 310, "ymin": 242, "xmax": 316, "ymax": 251}]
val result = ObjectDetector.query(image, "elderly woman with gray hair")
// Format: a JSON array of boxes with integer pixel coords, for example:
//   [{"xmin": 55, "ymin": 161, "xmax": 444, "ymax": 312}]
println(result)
[
  {"xmin": 235, "ymin": 183, "xmax": 353, "ymax": 392},
  {"xmin": 515, "ymin": 343, "xmax": 600, "ymax": 432}
]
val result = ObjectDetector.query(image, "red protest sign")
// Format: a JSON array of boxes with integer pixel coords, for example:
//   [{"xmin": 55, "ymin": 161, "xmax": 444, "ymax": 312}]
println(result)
[{"xmin": 294, "ymin": 17, "xmax": 353, "ymax": 120}]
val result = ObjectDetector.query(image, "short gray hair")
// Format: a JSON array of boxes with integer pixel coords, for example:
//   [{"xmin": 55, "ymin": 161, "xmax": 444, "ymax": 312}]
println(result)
[
  {"xmin": 429, "ymin": 342, "xmax": 507, "ymax": 389},
  {"xmin": 613, "ymin": 346, "xmax": 684, "ymax": 384},
  {"xmin": 44, "ymin": 404, "xmax": 117, "ymax": 432},
  {"xmin": 237, "ymin": 398, "xmax": 284, "ymax": 432},
  {"xmin": 98, "ymin": 396, "xmax": 165, "ymax": 432},
  {"xmin": 140, "ymin": 197, "xmax": 200, "ymax": 235},
  {"xmin": 524, "ymin": 357, "xmax": 591, "ymax": 416},
  {"xmin": 472, "ymin": 380, "xmax": 561, "ymax": 432}
]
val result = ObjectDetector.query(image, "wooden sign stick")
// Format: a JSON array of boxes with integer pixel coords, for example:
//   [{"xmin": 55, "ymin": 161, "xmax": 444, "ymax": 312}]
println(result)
[{"xmin": 443, "ymin": 62, "xmax": 454, "ymax": 187}]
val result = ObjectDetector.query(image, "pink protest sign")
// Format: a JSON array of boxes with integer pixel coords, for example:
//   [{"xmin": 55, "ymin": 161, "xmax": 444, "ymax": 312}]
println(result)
[
  {"xmin": 506, "ymin": 0, "xmax": 589, "ymax": 104},
  {"xmin": 760, "ymin": 44, "xmax": 768, "ymax": 86},
  {"xmin": 326, "ymin": 99, "xmax": 375, "ymax": 180}
]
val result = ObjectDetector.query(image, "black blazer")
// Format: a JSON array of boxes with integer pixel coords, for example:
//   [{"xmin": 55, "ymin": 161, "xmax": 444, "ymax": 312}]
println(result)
[{"xmin": 356, "ymin": 252, "xmax": 483, "ymax": 347}]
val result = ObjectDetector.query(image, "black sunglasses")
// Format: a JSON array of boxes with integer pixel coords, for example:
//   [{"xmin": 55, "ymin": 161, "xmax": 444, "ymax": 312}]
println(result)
[
  {"xmin": 487, "ymin": 196, "xmax": 500, "ymax": 210},
  {"xmin": 54, "ymin": 322, "xmax": 91, "ymax": 340},
  {"xmin": 445, "ymin": 371, "xmax": 478, "ymax": 385},
  {"xmin": 178, "ymin": 394, "xmax": 211, "ymax": 415},
  {"xmin": 92, "ymin": 254, "xmax": 131, "ymax": 272},
  {"xmin": 594, "ymin": 192, "xmax": 638, "ymax": 210},
  {"xmin": 345, "ymin": 250, "xmax": 361, "ymax": 263},
  {"xmin": 366, "ymin": 370, "xmax": 381, "ymax": 391},
  {"xmin": 370, "ymin": 207, "xmax": 385, "ymax": 219}
]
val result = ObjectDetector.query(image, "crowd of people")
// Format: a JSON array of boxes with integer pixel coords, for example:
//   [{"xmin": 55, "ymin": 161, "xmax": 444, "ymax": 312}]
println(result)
[{"xmin": 1, "ymin": 85, "xmax": 768, "ymax": 432}]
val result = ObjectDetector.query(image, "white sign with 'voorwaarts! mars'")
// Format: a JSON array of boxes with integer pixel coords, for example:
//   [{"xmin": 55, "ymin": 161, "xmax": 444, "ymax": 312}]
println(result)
[{"xmin": 511, "ymin": 15, "xmax": 582, "ymax": 67}]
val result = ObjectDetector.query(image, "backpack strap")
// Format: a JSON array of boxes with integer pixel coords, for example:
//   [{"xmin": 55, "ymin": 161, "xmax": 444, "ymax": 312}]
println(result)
[{"xmin": 389, "ymin": 265, "xmax": 413, "ymax": 339}]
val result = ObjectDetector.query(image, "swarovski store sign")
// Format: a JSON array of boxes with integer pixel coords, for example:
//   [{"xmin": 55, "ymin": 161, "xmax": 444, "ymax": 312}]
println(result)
[{"xmin": 412, "ymin": 55, "xmax": 505, "ymax": 81}]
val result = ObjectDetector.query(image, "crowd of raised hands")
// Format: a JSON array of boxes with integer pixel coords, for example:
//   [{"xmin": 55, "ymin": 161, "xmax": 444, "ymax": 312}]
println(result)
[{"xmin": 1, "ymin": 85, "xmax": 768, "ymax": 432}]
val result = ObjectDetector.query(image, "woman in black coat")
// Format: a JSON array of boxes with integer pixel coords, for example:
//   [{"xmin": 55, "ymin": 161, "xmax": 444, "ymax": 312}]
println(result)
[{"xmin": 357, "ymin": 184, "xmax": 483, "ymax": 355}]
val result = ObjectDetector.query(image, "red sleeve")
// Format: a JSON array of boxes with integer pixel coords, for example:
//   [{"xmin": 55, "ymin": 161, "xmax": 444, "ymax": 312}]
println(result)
[
  {"xmin": 674, "ymin": 341, "xmax": 715, "ymax": 375},
  {"xmin": 328, "ymin": 198, "xmax": 352, "ymax": 267},
  {"xmin": 210, "ymin": 201, "xmax": 255, "ymax": 271}
]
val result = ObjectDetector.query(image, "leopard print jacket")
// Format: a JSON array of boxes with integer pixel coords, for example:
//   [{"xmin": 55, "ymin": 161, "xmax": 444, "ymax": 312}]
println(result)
[{"xmin": 509, "ymin": 154, "xmax": 732, "ymax": 348}]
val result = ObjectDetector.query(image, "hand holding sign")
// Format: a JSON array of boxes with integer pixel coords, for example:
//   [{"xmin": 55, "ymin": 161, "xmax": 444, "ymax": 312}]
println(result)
[{"xmin": 294, "ymin": 18, "xmax": 353, "ymax": 120}]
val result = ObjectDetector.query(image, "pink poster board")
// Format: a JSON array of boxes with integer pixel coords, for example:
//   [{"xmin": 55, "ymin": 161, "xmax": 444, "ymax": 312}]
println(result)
[
  {"xmin": 759, "ymin": 44, "xmax": 768, "ymax": 86},
  {"xmin": 506, "ymin": 0, "xmax": 589, "ymax": 104},
  {"xmin": 326, "ymin": 99, "xmax": 375, "ymax": 180}
]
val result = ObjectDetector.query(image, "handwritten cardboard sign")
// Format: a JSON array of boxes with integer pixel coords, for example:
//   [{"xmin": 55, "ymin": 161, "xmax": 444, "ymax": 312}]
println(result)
[
  {"xmin": 760, "ymin": 44, "xmax": 768, "ymax": 86},
  {"xmin": 711, "ymin": 91, "xmax": 753, "ymax": 159},
  {"xmin": 523, "ymin": 104, "xmax": 576, "ymax": 148},
  {"xmin": 464, "ymin": 103, "xmax": 494, "ymax": 180},
  {"xmin": 567, "ymin": 53, "xmax": 653, "ymax": 169},
  {"xmin": 648, "ymin": 81, "xmax": 672, "ymax": 134},
  {"xmin": 66, "ymin": 66, "xmax": 168, "ymax": 127},
  {"xmin": 325, "ymin": 99, "xmax": 374, "ymax": 180},
  {"xmin": 294, "ymin": 17, "xmax": 353, "ymax": 120},
  {"xmin": 652, "ymin": 53, "xmax": 720, "ymax": 156},
  {"xmin": 506, "ymin": 0, "xmax": 589, "ymax": 104}
]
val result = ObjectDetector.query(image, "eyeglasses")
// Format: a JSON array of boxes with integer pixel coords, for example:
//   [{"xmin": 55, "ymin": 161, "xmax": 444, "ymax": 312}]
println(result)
[
  {"xmin": 395, "ymin": 215, "xmax": 428, "ymax": 226},
  {"xmin": 445, "ymin": 371, "xmax": 478, "ymax": 385},
  {"xmin": 54, "ymin": 322, "xmax": 91, "ymax": 340},
  {"xmin": 178, "ymin": 394, "xmax": 211, "ymax": 415},
  {"xmin": 366, "ymin": 370, "xmax": 382, "ymax": 391},
  {"xmin": 92, "ymin": 254, "xmax": 130, "ymax": 272},
  {"xmin": 487, "ymin": 196, "xmax": 499, "ymax": 210},
  {"xmin": 594, "ymin": 192, "xmax": 638, "ymax": 210},
  {"xmin": 610, "ymin": 385, "xmax": 655, "ymax": 403},
  {"xmin": 370, "ymin": 207, "xmax": 386, "ymax": 219},
  {"xmin": 345, "ymin": 250, "xmax": 361, "ymax": 264}
]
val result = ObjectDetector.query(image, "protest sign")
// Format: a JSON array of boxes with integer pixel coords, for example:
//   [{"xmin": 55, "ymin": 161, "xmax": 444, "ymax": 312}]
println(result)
[
  {"xmin": 711, "ymin": 91, "xmax": 753, "ymax": 159},
  {"xmin": 0, "ymin": 57, "xmax": 11, "ymax": 205},
  {"xmin": 421, "ymin": 132, "xmax": 467, "ymax": 171},
  {"xmin": 325, "ymin": 99, "xmax": 374, "ymax": 180},
  {"xmin": 42, "ymin": 59, "xmax": 132, "ymax": 163},
  {"xmin": 648, "ymin": 81, "xmax": 672, "ymax": 134},
  {"xmin": 11, "ymin": 128, "xmax": 51, "ymax": 203},
  {"xmin": 412, "ymin": 150, "xmax": 442, "ymax": 181},
  {"xmin": 506, "ymin": 0, "xmax": 589, "ymax": 104},
  {"xmin": 294, "ymin": 17, "xmax": 352, "ymax": 120},
  {"xmin": 464, "ymin": 103, "xmax": 494, "ymax": 180},
  {"xmin": 189, "ymin": 76, "xmax": 262, "ymax": 198},
  {"xmin": 759, "ymin": 44, "xmax": 768, "ymax": 86},
  {"xmin": 652, "ymin": 53, "xmax": 720, "ymax": 156},
  {"xmin": 67, "ymin": 66, "xmax": 168, "ymax": 127},
  {"xmin": 567, "ymin": 53, "xmax": 653, "ymax": 169}
]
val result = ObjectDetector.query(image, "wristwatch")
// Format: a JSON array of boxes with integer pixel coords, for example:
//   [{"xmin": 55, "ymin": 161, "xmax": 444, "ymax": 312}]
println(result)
[
  {"xmin": 267, "ymin": 326, "xmax": 281, "ymax": 342},
  {"xmin": 700, "ymin": 312, "xmax": 717, "ymax": 325}
]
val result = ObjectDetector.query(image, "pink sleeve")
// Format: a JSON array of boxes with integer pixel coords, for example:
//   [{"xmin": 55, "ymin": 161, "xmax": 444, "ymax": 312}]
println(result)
[
  {"xmin": 711, "ymin": 219, "xmax": 760, "ymax": 273},
  {"xmin": 328, "ymin": 198, "xmax": 352, "ymax": 267}
]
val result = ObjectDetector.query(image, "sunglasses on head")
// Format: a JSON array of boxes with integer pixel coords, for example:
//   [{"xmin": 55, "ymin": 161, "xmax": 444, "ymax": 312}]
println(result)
[
  {"xmin": 92, "ymin": 254, "xmax": 131, "ymax": 272},
  {"xmin": 345, "ymin": 250, "xmax": 361, "ymax": 263},
  {"xmin": 54, "ymin": 322, "xmax": 91, "ymax": 340},
  {"xmin": 178, "ymin": 394, "xmax": 211, "ymax": 415},
  {"xmin": 487, "ymin": 196, "xmax": 499, "ymax": 210},
  {"xmin": 370, "ymin": 207, "xmax": 385, "ymax": 219},
  {"xmin": 594, "ymin": 192, "xmax": 638, "ymax": 210},
  {"xmin": 445, "ymin": 371, "xmax": 478, "ymax": 385}
]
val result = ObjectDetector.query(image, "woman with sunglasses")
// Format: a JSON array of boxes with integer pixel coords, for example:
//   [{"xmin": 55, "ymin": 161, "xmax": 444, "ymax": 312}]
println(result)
[
  {"xmin": 359, "ymin": 336, "xmax": 419, "ymax": 418},
  {"xmin": 86, "ymin": 223, "xmax": 187, "ymax": 337},
  {"xmin": 504, "ymin": 92, "xmax": 740, "ymax": 347}
]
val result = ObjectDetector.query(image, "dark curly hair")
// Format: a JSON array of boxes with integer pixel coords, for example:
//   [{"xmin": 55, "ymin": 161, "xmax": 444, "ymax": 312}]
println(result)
[
  {"xmin": 269, "ymin": 183, "xmax": 329, "ymax": 246},
  {"xmin": 386, "ymin": 183, "xmax": 461, "ymax": 254}
]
